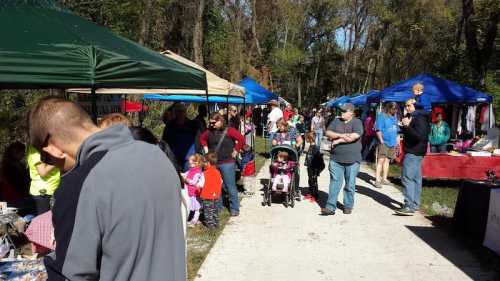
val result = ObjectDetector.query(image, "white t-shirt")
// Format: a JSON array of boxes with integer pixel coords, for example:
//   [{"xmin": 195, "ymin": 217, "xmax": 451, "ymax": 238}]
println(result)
[
  {"xmin": 312, "ymin": 116, "xmax": 324, "ymax": 131},
  {"xmin": 267, "ymin": 107, "xmax": 283, "ymax": 133}
]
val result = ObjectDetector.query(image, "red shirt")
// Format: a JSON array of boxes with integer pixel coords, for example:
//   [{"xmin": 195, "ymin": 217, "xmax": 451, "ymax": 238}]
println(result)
[
  {"xmin": 283, "ymin": 109, "xmax": 294, "ymax": 122},
  {"xmin": 200, "ymin": 165, "xmax": 222, "ymax": 200}
]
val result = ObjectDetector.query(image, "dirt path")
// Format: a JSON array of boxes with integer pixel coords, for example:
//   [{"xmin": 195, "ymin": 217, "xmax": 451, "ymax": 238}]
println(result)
[{"xmin": 195, "ymin": 156, "xmax": 496, "ymax": 281}]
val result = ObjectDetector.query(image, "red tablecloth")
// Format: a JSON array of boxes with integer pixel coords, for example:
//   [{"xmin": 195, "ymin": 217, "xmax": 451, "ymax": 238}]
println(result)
[{"xmin": 422, "ymin": 154, "xmax": 500, "ymax": 180}]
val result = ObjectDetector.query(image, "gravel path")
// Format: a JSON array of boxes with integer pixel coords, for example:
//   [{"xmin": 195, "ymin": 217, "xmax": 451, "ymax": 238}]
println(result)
[{"xmin": 195, "ymin": 155, "xmax": 496, "ymax": 281}]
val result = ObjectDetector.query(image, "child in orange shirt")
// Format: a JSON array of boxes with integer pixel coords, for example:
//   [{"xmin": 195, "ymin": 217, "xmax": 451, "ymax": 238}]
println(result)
[{"xmin": 200, "ymin": 153, "xmax": 223, "ymax": 229}]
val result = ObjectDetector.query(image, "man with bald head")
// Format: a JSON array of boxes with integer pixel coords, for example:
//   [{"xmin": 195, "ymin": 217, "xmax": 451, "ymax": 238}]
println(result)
[{"xmin": 29, "ymin": 97, "xmax": 186, "ymax": 281}]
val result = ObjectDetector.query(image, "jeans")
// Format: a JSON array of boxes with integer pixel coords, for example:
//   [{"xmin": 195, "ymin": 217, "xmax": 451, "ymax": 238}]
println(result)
[
  {"xmin": 315, "ymin": 130, "xmax": 323, "ymax": 148},
  {"xmin": 268, "ymin": 131, "xmax": 276, "ymax": 148},
  {"xmin": 431, "ymin": 144, "xmax": 447, "ymax": 153},
  {"xmin": 217, "ymin": 162, "xmax": 240, "ymax": 213},
  {"xmin": 202, "ymin": 199, "xmax": 219, "ymax": 228},
  {"xmin": 401, "ymin": 153, "xmax": 424, "ymax": 211},
  {"xmin": 362, "ymin": 137, "xmax": 377, "ymax": 160},
  {"xmin": 325, "ymin": 160, "xmax": 360, "ymax": 212}
]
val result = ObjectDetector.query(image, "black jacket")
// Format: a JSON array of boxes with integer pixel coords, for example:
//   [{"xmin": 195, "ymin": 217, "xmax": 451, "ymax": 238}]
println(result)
[{"xmin": 402, "ymin": 111, "xmax": 430, "ymax": 156}]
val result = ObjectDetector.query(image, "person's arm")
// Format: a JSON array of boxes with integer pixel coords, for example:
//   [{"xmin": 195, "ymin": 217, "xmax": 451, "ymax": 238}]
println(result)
[
  {"xmin": 342, "ymin": 119, "xmax": 363, "ymax": 143},
  {"xmin": 296, "ymin": 135, "xmax": 303, "ymax": 148},
  {"xmin": 35, "ymin": 162, "xmax": 57, "ymax": 177},
  {"xmin": 228, "ymin": 128, "xmax": 245, "ymax": 152},
  {"xmin": 403, "ymin": 116, "xmax": 428, "ymax": 142},
  {"xmin": 375, "ymin": 131, "xmax": 384, "ymax": 144},
  {"xmin": 46, "ymin": 183, "xmax": 103, "ymax": 280},
  {"xmin": 325, "ymin": 129, "xmax": 343, "ymax": 140},
  {"xmin": 199, "ymin": 130, "xmax": 209, "ymax": 153}
]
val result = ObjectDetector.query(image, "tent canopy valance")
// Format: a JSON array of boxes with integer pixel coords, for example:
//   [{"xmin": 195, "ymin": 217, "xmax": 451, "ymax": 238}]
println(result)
[
  {"xmin": 143, "ymin": 83, "xmax": 271, "ymax": 104},
  {"xmin": 67, "ymin": 50, "xmax": 244, "ymax": 97},
  {"xmin": 0, "ymin": 1, "xmax": 206, "ymax": 90},
  {"xmin": 368, "ymin": 73, "xmax": 492, "ymax": 104}
]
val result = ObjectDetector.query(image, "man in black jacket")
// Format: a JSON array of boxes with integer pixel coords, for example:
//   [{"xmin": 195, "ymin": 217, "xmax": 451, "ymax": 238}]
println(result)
[{"xmin": 396, "ymin": 98, "xmax": 430, "ymax": 216}]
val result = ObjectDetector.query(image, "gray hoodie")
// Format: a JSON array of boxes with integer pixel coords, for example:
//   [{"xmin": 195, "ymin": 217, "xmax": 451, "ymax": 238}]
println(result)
[{"xmin": 45, "ymin": 124, "xmax": 186, "ymax": 281}]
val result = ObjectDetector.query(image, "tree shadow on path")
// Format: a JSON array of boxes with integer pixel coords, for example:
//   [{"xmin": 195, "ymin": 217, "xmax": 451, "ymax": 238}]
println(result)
[{"xmin": 356, "ymin": 185, "xmax": 403, "ymax": 210}]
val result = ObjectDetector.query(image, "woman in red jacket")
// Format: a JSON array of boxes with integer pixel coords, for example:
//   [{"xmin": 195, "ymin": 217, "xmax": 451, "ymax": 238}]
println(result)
[{"xmin": 200, "ymin": 112, "xmax": 245, "ymax": 216}]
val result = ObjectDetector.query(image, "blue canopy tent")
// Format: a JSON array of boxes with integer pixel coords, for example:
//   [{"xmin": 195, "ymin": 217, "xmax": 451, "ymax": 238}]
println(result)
[
  {"xmin": 239, "ymin": 77, "xmax": 278, "ymax": 103},
  {"xmin": 367, "ymin": 73, "xmax": 492, "ymax": 104},
  {"xmin": 326, "ymin": 96, "xmax": 350, "ymax": 108},
  {"xmin": 143, "ymin": 77, "xmax": 277, "ymax": 105},
  {"xmin": 143, "ymin": 89, "xmax": 270, "ymax": 104},
  {"xmin": 349, "ymin": 90, "xmax": 381, "ymax": 106}
]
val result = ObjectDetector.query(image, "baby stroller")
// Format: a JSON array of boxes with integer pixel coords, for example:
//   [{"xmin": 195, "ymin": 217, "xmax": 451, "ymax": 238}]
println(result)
[{"xmin": 262, "ymin": 145, "xmax": 300, "ymax": 208}]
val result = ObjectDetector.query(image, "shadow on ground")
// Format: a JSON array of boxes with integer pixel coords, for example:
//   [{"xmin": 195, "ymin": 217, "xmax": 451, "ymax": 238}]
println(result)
[
  {"xmin": 406, "ymin": 225, "xmax": 499, "ymax": 280},
  {"xmin": 356, "ymin": 185, "xmax": 402, "ymax": 210}
]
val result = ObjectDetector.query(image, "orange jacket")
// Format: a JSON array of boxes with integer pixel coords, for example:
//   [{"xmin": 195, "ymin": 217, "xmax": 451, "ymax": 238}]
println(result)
[{"xmin": 200, "ymin": 165, "xmax": 222, "ymax": 200}]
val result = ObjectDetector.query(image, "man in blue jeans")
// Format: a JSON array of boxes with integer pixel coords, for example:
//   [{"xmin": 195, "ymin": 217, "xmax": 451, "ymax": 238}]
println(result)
[
  {"xmin": 321, "ymin": 103, "xmax": 363, "ymax": 216},
  {"xmin": 396, "ymin": 99, "xmax": 430, "ymax": 216}
]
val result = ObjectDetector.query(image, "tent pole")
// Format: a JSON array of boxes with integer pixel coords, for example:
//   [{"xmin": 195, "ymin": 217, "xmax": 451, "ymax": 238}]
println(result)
[
  {"xmin": 139, "ymin": 98, "xmax": 145, "ymax": 127},
  {"xmin": 226, "ymin": 94, "xmax": 230, "ymax": 123},
  {"xmin": 91, "ymin": 88, "xmax": 97, "ymax": 124},
  {"xmin": 489, "ymin": 103, "xmax": 493, "ymax": 129},
  {"xmin": 204, "ymin": 75, "xmax": 210, "ymax": 114}
]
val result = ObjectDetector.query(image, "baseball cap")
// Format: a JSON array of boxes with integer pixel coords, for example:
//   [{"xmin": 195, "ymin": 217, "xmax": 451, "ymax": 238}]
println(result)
[{"xmin": 339, "ymin": 103, "xmax": 354, "ymax": 112}]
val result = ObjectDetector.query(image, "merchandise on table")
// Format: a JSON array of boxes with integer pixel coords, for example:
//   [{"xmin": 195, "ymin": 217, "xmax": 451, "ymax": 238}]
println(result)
[{"xmin": 0, "ymin": 259, "xmax": 47, "ymax": 281}]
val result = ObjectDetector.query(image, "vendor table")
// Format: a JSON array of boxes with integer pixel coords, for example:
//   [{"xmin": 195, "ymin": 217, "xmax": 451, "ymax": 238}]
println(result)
[{"xmin": 421, "ymin": 154, "xmax": 500, "ymax": 180}]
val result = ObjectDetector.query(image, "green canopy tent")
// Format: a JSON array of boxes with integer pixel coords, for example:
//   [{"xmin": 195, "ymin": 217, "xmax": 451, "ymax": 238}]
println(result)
[{"xmin": 0, "ymin": 0, "xmax": 207, "ymax": 117}]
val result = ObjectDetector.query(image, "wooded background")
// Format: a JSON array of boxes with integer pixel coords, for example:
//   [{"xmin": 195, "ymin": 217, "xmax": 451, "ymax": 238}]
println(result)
[{"xmin": 1, "ymin": 0, "xmax": 499, "ymax": 151}]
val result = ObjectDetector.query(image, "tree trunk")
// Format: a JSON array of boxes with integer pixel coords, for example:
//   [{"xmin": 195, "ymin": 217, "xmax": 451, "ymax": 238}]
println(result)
[
  {"xmin": 193, "ymin": 0, "xmax": 205, "ymax": 65},
  {"xmin": 139, "ymin": 0, "xmax": 154, "ymax": 46},
  {"xmin": 298, "ymin": 76, "xmax": 302, "ymax": 109},
  {"xmin": 462, "ymin": 0, "xmax": 500, "ymax": 87},
  {"xmin": 251, "ymin": 0, "xmax": 262, "ymax": 57}
]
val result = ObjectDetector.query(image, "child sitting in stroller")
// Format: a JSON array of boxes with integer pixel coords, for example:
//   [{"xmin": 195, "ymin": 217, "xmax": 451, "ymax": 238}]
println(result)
[{"xmin": 270, "ymin": 151, "xmax": 296, "ymax": 193}]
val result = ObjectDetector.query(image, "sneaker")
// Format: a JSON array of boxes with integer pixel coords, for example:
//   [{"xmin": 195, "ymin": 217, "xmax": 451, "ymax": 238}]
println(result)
[
  {"xmin": 395, "ymin": 207, "xmax": 415, "ymax": 216},
  {"xmin": 230, "ymin": 211, "xmax": 240, "ymax": 217},
  {"xmin": 343, "ymin": 208, "xmax": 353, "ymax": 214},
  {"xmin": 382, "ymin": 179, "xmax": 391, "ymax": 185},
  {"xmin": 320, "ymin": 208, "xmax": 335, "ymax": 216},
  {"xmin": 374, "ymin": 181, "xmax": 382, "ymax": 188}
]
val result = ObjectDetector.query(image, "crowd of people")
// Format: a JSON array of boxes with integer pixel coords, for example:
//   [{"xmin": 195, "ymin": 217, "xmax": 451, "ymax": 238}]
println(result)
[{"xmin": 0, "ymin": 81, "xmax": 453, "ymax": 280}]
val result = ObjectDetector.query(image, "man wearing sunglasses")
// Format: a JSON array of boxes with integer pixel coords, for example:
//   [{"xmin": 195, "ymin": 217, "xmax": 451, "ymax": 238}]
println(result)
[
  {"xmin": 396, "ymin": 98, "xmax": 430, "ymax": 216},
  {"xmin": 28, "ymin": 97, "xmax": 185, "ymax": 281}
]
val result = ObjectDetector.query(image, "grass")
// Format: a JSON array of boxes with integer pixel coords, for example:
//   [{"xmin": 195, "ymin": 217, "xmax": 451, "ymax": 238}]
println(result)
[
  {"xmin": 371, "ymin": 163, "xmax": 459, "ymax": 217},
  {"xmin": 186, "ymin": 136, "xmax": 268, "ymax": 280}
]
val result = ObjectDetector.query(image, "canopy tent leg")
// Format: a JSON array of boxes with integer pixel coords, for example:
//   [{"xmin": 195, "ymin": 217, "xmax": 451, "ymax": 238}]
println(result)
[
  {"xmin": 489, "ymin": 103, "xmax": 494, "ymax": 129},
  {"xmin": 226, "ymin": 95, "xmax": 230, "ymax": 123},
  {"xmin": 91, "ymin": 88, "xmax": 97, "ymax": 124},
  {"xmin": 139, "ymin": 99, "xmax": 145, "ymax": 127}
]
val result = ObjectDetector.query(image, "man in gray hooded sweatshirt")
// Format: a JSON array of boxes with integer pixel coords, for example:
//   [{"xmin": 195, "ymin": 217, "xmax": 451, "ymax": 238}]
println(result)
[{"xmin": 28, "ymin": 97, "xmax": 185, "ymax": 281}]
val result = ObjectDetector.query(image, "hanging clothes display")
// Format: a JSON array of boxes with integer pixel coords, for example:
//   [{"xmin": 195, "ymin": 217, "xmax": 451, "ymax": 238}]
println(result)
[
  {"xmin": 480, "ymin": 105, "xmax": 489, "ymax": 131},
  {"xmin": 466, "ymin": 105, "xmax": 476, "ymax": 133},
  {"xmin": 457, "ymin": 108, "xmax": 463, "ymax": 136}
]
